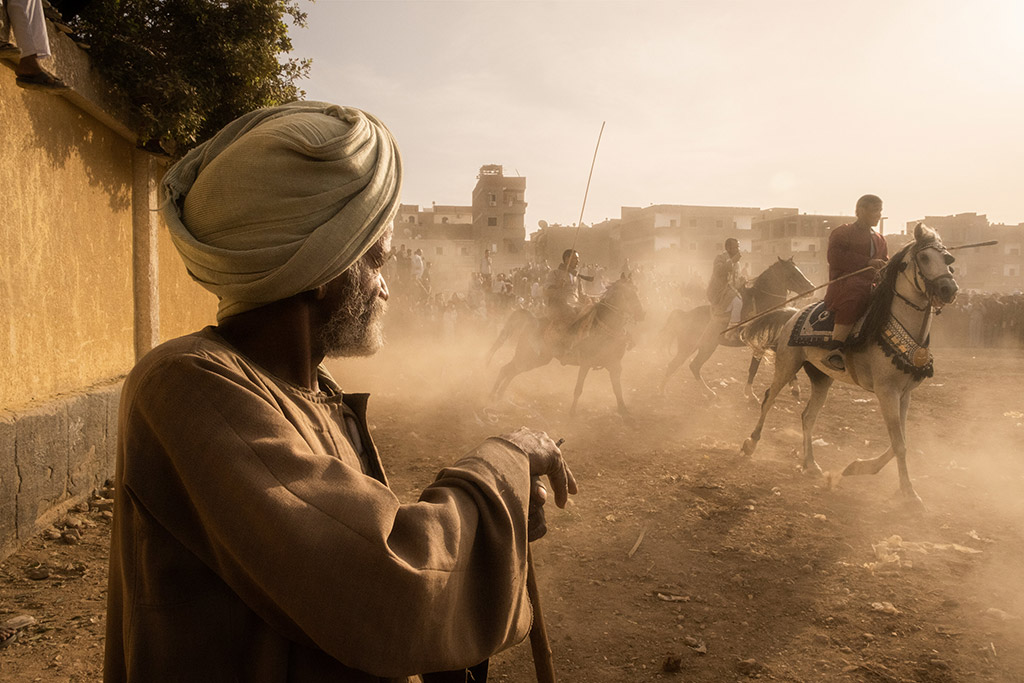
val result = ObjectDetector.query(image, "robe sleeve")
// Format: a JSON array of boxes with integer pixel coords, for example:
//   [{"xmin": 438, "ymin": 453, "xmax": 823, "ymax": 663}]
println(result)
[
  {"xmin": 120, "ymin": 351, "xmax": 533, "ymax": 677},
  {"xmin": 828, "ymin": 225, "xmax": 872, "ymax": 273}
]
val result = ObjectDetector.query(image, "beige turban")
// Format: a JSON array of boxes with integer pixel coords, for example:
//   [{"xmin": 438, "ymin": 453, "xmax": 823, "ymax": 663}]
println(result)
[{"xmin": 161, "ymin": 101, "xmax": 402, "ymax": 321}]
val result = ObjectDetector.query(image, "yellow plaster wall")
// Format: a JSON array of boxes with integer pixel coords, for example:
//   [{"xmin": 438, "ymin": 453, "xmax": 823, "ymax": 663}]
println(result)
[
  {"xmin": 157, "ymin": 212, "xmax": 218, "ymax": 342},
  {"xmin": 0, "ymin": 77, "xmax": 134, "ymax": 410}
]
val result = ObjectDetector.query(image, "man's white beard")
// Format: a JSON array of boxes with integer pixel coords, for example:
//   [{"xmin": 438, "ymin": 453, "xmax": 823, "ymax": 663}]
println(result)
[{"xmin": 320, "ymin": 269, "xmax": 387, "ymax": 358}]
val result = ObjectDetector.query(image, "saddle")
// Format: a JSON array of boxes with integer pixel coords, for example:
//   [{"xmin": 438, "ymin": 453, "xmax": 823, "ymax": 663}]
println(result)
[
  {"xmin": 788, "ymin": 301, "xmax": 933, "ymax": 379},
  {"xmin": 788, "ymin": 301, "xmax": 864, "ymax": 348}
]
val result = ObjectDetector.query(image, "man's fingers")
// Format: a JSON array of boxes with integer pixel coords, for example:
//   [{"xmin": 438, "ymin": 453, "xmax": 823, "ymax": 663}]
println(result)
[
  {"xmin": 547, "ymin": 461, "xmax": 570, "ymax": 508},
  {"xmin": 565, "ymin": 463, "xmax": 579, "ymax": 496}
]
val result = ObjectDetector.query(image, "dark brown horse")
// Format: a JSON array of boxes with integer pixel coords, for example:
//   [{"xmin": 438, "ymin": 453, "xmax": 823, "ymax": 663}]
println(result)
[
  {"xmin": 490, "ymin": 275, "xmax": 645, "ymax": 415},
  {"xmin": 659, "ymin": 257, "xmax": 814, "ymax": 397}
]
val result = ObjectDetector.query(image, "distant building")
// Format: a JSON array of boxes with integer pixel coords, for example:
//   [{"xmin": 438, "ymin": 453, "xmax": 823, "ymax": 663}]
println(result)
[
  {"xmin": 751, "ymin": 210, "xmax": 855, "ymax": 285},
  {"xmin": 472, "ymin": 165, "xmax": 527, "ymax": 272},
  {"xmin": 529, "ymin": 222, "xmax": 616, "ymax": 272},
  {"xmin": 905, "ymin": 213, "xmax": 1024, "ymax": 293},
  {"xmin": 394, "ymin": 165, "xmax": 527, "ymax": 292},
  {"xmin": 583, "ymin": 204, "xmax": 763, "ymax": 284}
]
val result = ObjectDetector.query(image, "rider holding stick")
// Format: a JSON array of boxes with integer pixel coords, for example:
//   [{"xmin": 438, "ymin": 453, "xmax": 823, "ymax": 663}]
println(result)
[{"xmin": 824, "ymin": 194, "xmax": 888, "ymax": 371}]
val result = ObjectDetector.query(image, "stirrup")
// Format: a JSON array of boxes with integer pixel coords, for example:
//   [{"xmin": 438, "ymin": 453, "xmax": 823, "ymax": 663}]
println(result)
[{"xmin": 825, "ymin": 350, "xmax": 846, "ymax": 371}]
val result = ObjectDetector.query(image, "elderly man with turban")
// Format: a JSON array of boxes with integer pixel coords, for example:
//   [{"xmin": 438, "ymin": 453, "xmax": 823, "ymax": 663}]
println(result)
[{"xmin": 104, "ymin": 102, "xmax": 577, "ymax": 682}]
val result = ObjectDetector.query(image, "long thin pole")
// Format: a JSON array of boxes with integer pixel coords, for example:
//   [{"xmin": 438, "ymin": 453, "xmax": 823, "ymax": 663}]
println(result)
[
  {"xmin": 721, "ymin": 266, "xmax": 874, "ymax": 333},
  {"xmin": 948, "ymin": 239, "xmax": 998, "ymax": 251},
  {"xmin": 570, "ymin": 121, "xmax": 606, "ymax": 254},
  {"xmin": 527, "ymin": 547, "xmax": 556, "ymax": 683},
  {"xmin": 721, "ymin": 239, "xmax": 999, "ymax": 334}
]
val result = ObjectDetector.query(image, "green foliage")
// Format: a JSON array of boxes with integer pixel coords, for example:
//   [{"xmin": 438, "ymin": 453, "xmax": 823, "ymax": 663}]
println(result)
[{"xmin": 70, "ymin": 0, "xmax": 312, "ymax": 155}]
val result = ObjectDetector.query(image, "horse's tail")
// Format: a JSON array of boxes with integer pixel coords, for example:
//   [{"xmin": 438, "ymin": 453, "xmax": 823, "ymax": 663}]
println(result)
[
  {"xmin": 738, "ymin": 307, "xmax": 799, "ymax": 356},
  {"xmin": 487, "ymin": 309, "xmax": 535, "ymax": 364}
]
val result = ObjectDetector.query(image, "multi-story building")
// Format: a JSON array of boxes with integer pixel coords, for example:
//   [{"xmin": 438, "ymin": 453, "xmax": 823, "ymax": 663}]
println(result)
[
  {"xmin": 587, "ymin": 204, "xmax": 762, "ymax": 283},
  {"xmin": 471, "ymin": 165, "xmax": 527, "ymax": 272},
  {"xmin": 750, "ymin": 211, "xmax": 855, "ymax": 285},
  {"xmin": 393, "ymin": 165, "xmax": 527, "ymax": 292},
  {"xmin": 905, "ymin": 213, "xmax": 1024, "ymax": 293},
  {"xmin": 529, "ymin": 222, "xmax": 617, "ymax": 271}
]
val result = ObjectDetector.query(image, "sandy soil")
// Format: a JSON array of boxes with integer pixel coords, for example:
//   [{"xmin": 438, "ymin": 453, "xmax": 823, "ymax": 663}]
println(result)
[{"xmin": 2, "ymin": 322, "xmax": 1022, "ymax": 682}]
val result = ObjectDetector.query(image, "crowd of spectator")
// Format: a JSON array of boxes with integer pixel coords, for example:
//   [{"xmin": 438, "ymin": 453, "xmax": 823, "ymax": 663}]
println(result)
[{"xmin": 932, "ymin": 291, "xmax": 1024, "ymax": 348}]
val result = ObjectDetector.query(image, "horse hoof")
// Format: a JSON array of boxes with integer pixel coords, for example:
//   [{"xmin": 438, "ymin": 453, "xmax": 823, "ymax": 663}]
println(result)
[
  {"xmin": 901, "ymin": 492, "xmax": 926, "ymax": 512},
  {"xmin": 740, "ymin": 438, "xmax": 757, "ymax": 456},
  {"xmin": 801, "ymin": 462, "xmax": 823, "ymax": 477}
]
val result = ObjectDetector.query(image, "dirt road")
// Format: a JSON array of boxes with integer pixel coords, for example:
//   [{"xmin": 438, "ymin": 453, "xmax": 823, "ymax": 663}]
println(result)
[{"xmin": 2, "ymin": 329, "xmax": 1022, "ymax": 682}]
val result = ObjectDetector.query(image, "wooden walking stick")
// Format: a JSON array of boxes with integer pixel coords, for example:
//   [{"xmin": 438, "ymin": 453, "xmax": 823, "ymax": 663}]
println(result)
[
  {"xmin": 527, "ymin": 547, "xmax": 556, "ymax": 683},
  {"xmin": 527, "ymin": 436, "xmax": 563, "ymax": 683}
]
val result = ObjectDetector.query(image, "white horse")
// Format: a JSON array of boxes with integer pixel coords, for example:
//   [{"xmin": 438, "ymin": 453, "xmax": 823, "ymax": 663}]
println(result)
[{"xmin": 740, "ymin": 224, "xmax": 959, "ymax": 507}]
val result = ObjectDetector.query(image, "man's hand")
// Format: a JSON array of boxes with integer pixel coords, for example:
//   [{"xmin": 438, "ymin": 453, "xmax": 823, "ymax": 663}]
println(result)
[
  {"xmin": 498, "ymin": 427, "xmax": 579, "ymax": 541},
  {"xmin": 868, "ymin": 258, "xmax": 887, "ymax": 269}
]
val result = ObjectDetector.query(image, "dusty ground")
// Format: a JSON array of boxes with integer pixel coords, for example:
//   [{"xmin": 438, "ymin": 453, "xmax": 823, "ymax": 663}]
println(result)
[{"xmin": 2, "ymin": 321, "xmax": 1023, "ymax": 682}]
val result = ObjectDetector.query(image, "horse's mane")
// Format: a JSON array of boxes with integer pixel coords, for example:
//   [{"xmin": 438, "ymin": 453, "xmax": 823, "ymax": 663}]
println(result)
[{"xmin": 847, "ymin": 240, "xmax": 915, "ymax": 350}]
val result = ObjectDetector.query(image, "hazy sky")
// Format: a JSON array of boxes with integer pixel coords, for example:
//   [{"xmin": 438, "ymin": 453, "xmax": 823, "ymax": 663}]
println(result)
[{"xmin": 290, "ymin": 1, "xmax": 1024, "ymax": 236}]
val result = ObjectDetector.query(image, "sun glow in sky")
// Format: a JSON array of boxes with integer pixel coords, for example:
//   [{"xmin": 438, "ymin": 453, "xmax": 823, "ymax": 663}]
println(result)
[{"xmin": 291, "ymin": 1, "xmax": 1024, "ymax": 235}]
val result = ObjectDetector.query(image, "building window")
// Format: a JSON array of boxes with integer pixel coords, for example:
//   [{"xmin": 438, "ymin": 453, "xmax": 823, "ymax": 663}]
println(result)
[
  {"xmin": 461, "ymin": 247, "xmax": 470, "ymax": 256},
  {"xmin": 442, "ymin": 217, "xmax": 449, "ymax": 224},
  {"xmin": 670, "ymin": 219, "xmax": 678, "ymax": 227},
  {"xmin": 488, "ymin": 193, "xmax": 497, "ymax": 206},
  {"xmin": 808, "ymin": 243, "xmax": 816, "ymax": 253},
  {"xmin": 407, "ymin": 215, "xmax": 415, "ymax": 223},
  {"xmin": 487, "ymin": 217, "xmax": 498, "ymax": 226}
]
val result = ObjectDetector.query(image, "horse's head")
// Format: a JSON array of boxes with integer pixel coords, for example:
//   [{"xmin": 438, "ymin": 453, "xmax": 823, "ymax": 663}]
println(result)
[
  {"xmin": 775, "ymin": 256, "xmax": 814, "ymax": 294},
  {"xmin": 904, "ymin": 223, "xmax": 959, "ymax": 307},
  {"xmin": 604, "ymin": 273, "xmax": 645, "ymax": 322}
]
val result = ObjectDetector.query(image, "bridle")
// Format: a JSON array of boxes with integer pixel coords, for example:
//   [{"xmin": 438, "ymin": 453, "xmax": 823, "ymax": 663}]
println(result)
[
  {"xmin": 594, "ymin": 282, "xmax": 643, "ymax": 327},
  {"xmin": 896, "ymin": 240, "xmax": 956, "ymax": 313}
]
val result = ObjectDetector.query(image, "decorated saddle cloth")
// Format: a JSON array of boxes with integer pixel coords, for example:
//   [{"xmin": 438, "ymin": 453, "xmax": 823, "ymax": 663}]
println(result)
[
  {"xmin": 788, "ymin": 302, "xmax": 934, "ymax": 379},
  {"xmin": 788, "ymin": 301, "xmax": 863, "ymax": 347}
]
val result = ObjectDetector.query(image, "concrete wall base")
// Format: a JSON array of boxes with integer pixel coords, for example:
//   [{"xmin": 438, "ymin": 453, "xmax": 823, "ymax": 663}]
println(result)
[{"xmin": 0, "ymin": 381, "xmax": 121, "ymax": 561}]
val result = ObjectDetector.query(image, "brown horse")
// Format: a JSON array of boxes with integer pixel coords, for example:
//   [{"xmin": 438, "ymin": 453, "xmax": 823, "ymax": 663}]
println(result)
[
  {"xmin": 660, "ymin": 257, "xmax": 814, "ymax": 398},
  {"xmin": 490, "ymin": 275, "xmax": 645, "ymax": 415},
  {"xmin": 741, "ymin": 224, "xmax": 958, "ymax": 508}
]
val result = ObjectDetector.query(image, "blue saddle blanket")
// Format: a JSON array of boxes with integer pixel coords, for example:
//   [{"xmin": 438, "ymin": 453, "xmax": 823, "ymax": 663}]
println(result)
[{"xmin": 788, "ymin": 301, "xmax": 836, "ymax": 347}]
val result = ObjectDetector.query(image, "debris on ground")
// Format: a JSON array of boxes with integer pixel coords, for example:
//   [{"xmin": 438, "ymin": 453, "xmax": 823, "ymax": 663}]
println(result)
[
  {"xmin": 870, "ymin": 601, "xmax": 901, "ymax": 615},
  {"xmin": 866, "ymin": 534, "xmax": 983, "ymax": 570},
  {"xmin": 661, "ymin": 654, "xmax": 683, "ymax": 673},
  {"xmin": 735, "ymin": 658, "xmax": 768, "ymax": 677}
]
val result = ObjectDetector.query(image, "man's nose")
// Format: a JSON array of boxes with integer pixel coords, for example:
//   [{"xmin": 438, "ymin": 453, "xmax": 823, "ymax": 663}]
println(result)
[{"xmin": 378, "ymin": 273, "xmax": 389, "ymax": 301}]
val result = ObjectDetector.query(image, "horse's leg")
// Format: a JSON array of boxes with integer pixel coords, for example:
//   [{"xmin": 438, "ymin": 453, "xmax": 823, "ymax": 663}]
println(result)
[
  {"xmin": 689, "ymin": 338, "xmax": 719, "ymax": 399},
  {"xmin": 492, "ymin": 361, "xmax": 515, "ymax": 397},
  {"xmin": 743, "ymin": 355, "xmax": 761, "ymax": 399},
  {"xmin": 659, "ymin": 343, "xmax": 695, "ymax": 394},
  {"xmin": 570, "ymin": 364, "xmax": 592, "ymax": 417},
  {"xmin": 892, "ymin": 391, "xmax": 920, "ymax": 505},
  {"xmin": 876, "ymin": 388, "xmax": 923, "ymax": 508},
  {"xmin": 607, "ymin": 362, "xmax": 628, "ymax": 415},
  {"xmin": 799, "ymin": 364, "xmax": 833, "ymax": 476},
  {"xmin": 741, "ymin": 351, "xmax": 803, "ymax": 456},
  {"xmin": 486, "ymin": 329, "xmax": 508, "ymax": 365}
]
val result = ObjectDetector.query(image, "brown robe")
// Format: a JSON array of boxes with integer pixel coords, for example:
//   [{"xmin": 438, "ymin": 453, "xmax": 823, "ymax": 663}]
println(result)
[{"xmin": 104, "ymin": 327, "xmax": 533, "ymax": 682}]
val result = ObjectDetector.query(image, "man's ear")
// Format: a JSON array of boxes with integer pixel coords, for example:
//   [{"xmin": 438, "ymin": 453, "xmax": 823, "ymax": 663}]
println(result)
[{"xmin": 313, "ymin": 283, "xmax": 329, "ymax": 300}]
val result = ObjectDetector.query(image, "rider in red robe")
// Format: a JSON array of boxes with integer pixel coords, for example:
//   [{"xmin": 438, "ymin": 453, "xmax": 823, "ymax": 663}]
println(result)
[{"xmin": 823, "ymin": 194, "xmax": 888, "ymax": 371}]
